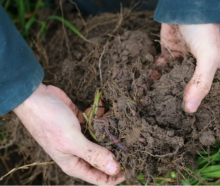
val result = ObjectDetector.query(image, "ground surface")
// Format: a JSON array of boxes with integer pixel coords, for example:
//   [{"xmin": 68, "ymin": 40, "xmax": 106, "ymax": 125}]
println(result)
[{"xmin": 0, "ymin": 1, "xmax": 220, "ymax": 185}]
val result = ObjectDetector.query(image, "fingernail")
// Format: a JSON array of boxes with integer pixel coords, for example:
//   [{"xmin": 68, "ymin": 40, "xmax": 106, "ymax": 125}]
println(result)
[
  {"xmin": 186, "ymin": 98, "xmax": 200, "ymax": 113},
  {"xmin": 105, "ymin": 160, "xmax": 118, "ymax": 175}
]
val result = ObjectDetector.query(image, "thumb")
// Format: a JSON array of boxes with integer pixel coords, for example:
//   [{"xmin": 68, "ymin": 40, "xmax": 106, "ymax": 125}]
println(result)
[
  {"xmin": 74, "ymin": 136, "xmax": 121, "ymax": 176},
  {"xmin": 184, "ymin": 57, "xmax": 218, "ymax": 113}
]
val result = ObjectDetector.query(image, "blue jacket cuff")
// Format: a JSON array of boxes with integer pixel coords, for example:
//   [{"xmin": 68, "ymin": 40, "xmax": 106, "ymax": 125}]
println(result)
[
  {"xmin": 0, "ymin": 4, "xmax": 44, "ymax": 115},
  {"xmin": 154, "ymin": 0, "xmax": 220, "ymax": 24}
]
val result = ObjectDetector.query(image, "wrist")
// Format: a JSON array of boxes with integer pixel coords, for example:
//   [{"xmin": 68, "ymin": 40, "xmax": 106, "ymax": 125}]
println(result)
[{"xmin": 13, "ymin": 83, "xmax": 46, "ymax": 115}]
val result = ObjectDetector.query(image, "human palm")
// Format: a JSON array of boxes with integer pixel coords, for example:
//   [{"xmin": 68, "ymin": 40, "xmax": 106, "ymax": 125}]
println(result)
[
  {"xmin": 13, "ymin": 84, "xmax": 124, "ymax": 185},
  {"xmin": 156, "ymin": 23, "xmax": 220, "ymax": 113}
]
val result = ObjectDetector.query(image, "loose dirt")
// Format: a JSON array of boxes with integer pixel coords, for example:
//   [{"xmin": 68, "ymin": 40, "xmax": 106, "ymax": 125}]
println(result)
[
  {"xmin": 96, "ymin": 52, "xmax": 220, "ymax": 180},
  {"xmin": 1, "ymin": 1, "xmax": 220, "ymax": 185}
]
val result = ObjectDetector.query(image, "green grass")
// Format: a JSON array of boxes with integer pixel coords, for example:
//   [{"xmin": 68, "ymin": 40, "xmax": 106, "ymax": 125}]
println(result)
[
  {"xmin": 47, "ymin": 15, "xmax": 83, "ymax": 37},
  {"xmin": 0, "ymin": 0, "xmax": 84, "ymax": 40},
  {"xmin": 182, "ymin": 141, "xmax": 220, "ymax": 185},
  {"xmin": 138, "ymin": 173, "xmax": 147, "ymax": 185},
  {"xmin": 135, "ymin": 141, "xmax": 220, "ymax": 185},
  {"xmin": 1, "ymin": 1, "xmax": 220, "ymax": 185},
  {"xmin": 1, "ymin": 0, "xmax": 49, "ymax": 38},
  {"xmin": 83, "ymin": 88, "xmax": 102, "ymax": 142}
]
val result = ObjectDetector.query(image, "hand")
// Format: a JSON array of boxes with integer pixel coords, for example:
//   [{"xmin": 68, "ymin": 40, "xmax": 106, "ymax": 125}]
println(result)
[
  {"xmin": 156, "ymin": 23, "xmax": 220, "ymax": 113},
  {"xmin": 13, "ymin": 84, "xmax": 124, "ymax": 185}
]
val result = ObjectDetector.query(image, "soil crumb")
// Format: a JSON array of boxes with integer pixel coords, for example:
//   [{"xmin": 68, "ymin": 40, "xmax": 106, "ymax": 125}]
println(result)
[
  {"xmin": 0, "ymin": 3, "xmax": 161, "ymax": 185},
  {"xmin": 1, "ymin": 1, "xmax": 220, "ymax": 185},
  {"xmin": 94, "ymin": 51, "xmax": 220, "ymax": 181}
]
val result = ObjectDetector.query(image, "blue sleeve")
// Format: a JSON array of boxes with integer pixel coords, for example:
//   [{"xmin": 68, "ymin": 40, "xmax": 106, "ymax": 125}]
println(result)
[
  {"xmin": 154, "ymin": 0, "xmax": 220, "ymax": 24},
  {"xmin": 0, "ymin": 5, "xmax": 44, "ymax": 115}
]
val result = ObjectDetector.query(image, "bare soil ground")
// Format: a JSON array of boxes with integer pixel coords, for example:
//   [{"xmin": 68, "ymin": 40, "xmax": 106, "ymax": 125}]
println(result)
[{"xmin": 1, "ymin": 1, "xmax": 220, "ymax": 185}]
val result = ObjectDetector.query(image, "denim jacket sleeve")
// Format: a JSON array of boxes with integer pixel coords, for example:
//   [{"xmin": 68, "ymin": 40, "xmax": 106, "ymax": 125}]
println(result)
[
  {"xmin": 0, "ymin": 5, "xmax": 44, "ymax": 115},
  {"xmin": 154, "ymin": 0, "xmax": 220, "ymax": 24}
]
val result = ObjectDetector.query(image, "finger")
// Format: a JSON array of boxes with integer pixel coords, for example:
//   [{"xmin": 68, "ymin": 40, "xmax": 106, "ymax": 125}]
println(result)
[
  {"xmin": 154, "ymin": 24, "xmax": 189, "ymax": 82},
  {"xmin": 149, "ymin": 69, "xmax": 161, "ymax": 83},
  {"xmin": 82, "ymin": 101, "xmax": 105, "ymax": 125},
  {"xmin": 84, "ymin": 100, "xmax": 105, "ymax": 120},
  {"xmin": 73, "ymin": 136, "xmax": 121, "ymax": 176},
  {"xmin": 156, "ymin": 55, "xmax": 167, "ymax": 66},
  {"xmin": 60, "ymin": 155, "xmax": 125, "ymax": 185},
  {"xmin": 183, "ymin": 57, "xmax": 218, "ymax": 113},
  {"xmin": 77, "ymin": 110, "xmax": 86, "ymax": 124},
  {"xmin": 157, "ymin": 24, "xmax": 188, "ymax": 65}
]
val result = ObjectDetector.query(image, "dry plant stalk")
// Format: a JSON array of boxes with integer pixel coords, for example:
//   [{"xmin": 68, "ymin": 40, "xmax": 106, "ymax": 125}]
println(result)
[
  {"xmin": 154, "ymin": 39, "xmax": 175, "ymax": 58},
  {"xmin": 0, "ymin": 161, "xmax": 55, "ymax": 181}
]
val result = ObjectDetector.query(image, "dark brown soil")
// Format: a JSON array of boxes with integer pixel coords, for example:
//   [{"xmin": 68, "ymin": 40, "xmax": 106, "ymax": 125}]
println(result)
[
  {"xmin": 96, "ymin": 52, "xmax": 220, "ymax": 181},
  {"xmin": 1, "ymin": 1, "xmax": 220, "ymax": 185}
]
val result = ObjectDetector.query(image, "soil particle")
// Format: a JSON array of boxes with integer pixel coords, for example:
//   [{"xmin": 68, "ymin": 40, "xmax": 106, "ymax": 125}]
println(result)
[
  {"xmin": 3, "ymin": 2, "xmax": 220, "ymax": 184},
  {"xmin": 93, "ymin": 35, "xmax": 220, "ymax": 181},
  {"xmin": 8, "ymin": 5, "xmax": 162, "ymax": 185},
  {"xmin": 199, "ymin": 131, "xmax": 216, "ymax": 146},
  {"xmin": 125, "ymin": 127, "xmax": 142, "ymax": 146}
]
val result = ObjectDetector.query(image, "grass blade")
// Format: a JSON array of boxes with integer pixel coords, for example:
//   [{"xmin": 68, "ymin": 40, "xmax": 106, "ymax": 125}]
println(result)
[
  {"xmin": 0, "ymin": 0, "xmax": 5, "ymax": 5},
  {"xmin": 3, "ymin": 0, "xmax": 10, "ymax": 10},
  {"xmin": 182, "ymin": 179, "xmax": 192, "ymax": 186},
  {"xmin": 24, "ymin": 0, "xmax": 31, "ymax": 13},
  {"xmin": 33, "ymin": 0, "xmax": 43, "ymax": 16},
  {"xmin": 47, "ymin": 15, "xmax": 82, "ymax": 37},
  {"xmin": 24, "ymin": 16, "xmax": 36, "ymax": 37},
  {"xmin": 127, "ymin": 99, "xmax": 135, "ymax": 104},
  {"xmin": 203, "ymin": 171, "xmax": 220, "ymax": 178},
  {"xmin": 196, "ymin": 154, "xmax": 220, "ymax": 165},
  {"xmin": 35, "ymin": 20, "xmax": 47, "ymax": 38},
  {"xmin": 83, "ymin": 113, "xmax": 100, "ymax": 142},
  {"xmin": 83, "ymin": 113, "xmax": 89, "ymax": 123},
  {"xmin": 17, "ymin": 0, "xmax": 25, "ymax": 31},
  {"xmin": 88, "ymin": 130, "xmax": 100, "ymax": 142},
  {"xmin": 200, "ymin": 165, "xmax": 220, "ymax": 174}
]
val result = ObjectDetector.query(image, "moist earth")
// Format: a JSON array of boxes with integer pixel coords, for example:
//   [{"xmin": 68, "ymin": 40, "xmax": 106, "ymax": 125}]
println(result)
[
  {"xmin": 92, "ymin": 31, "xmax": 220, "ymax": 181},
  {"xmin": 1, "ymin": 1, "xmax": 220, "ymax": 185}
]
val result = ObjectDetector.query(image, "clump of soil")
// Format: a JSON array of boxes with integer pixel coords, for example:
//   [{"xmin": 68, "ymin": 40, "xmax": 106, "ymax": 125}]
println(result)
[
  {"xmin": 93, "ymin": 32, "xmax": 220, "ymax": 180},
  {"xmin": 1, "ymin": 1, "xmax": 220, "ymax": 184},
  {"xmin": 0, "ymin": 3, "xmax": 161, "ymax": 184}
]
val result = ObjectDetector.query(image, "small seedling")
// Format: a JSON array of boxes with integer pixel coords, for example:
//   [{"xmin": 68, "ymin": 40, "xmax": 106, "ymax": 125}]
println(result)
[
  {"xmin": 137, "ymin": 173, "xmax": 147, "ymax": 186},
  {"xmin": 83, "ymin": 88, "xmax": 102, "ymax": 142},
  {"xmin": 171, "ymin": 171, "xmax": 177, "ymax": 179},
  {"xmin": 127, "ymin": 99, "xmax": 135, "ymax": 104},
  {"xmin": 182, "ymin": 140, "xmax": 220, "ymax": 185}
]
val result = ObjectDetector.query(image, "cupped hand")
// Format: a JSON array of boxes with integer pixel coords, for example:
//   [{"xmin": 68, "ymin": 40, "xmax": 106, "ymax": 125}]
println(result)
[
  {"xmin": 13, "ymin": 83, "xmax": 124, "ymax": 185},
  {"xmin": 156, "ymin": 23, "xmax": 220, "ymax": 113}
]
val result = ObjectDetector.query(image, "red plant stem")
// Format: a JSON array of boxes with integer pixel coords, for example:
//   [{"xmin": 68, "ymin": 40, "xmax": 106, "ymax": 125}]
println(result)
[{"xmin": 92, "ymin": 118, "xmax": 128, "ymax": 154}]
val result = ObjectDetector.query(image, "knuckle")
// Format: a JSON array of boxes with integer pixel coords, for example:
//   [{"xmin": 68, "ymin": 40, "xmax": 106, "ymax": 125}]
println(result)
[
  {"xmin": 93, "ymin": 152, "xmax": 103, "ymax": 165},
  {"xmin": 84, "ymin": 148, "xmax": 105, "ymax": 167},
  {"xmin": 61, "ymin": 158, "xmax": 81, "ymax": 175},
  {"xmin": 191, "ymin": 75, "xmax": 211, "ymax": 95},
  {"xmin": 197, "ymin": 82, "xmax": 210, "ymax": 95}
]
